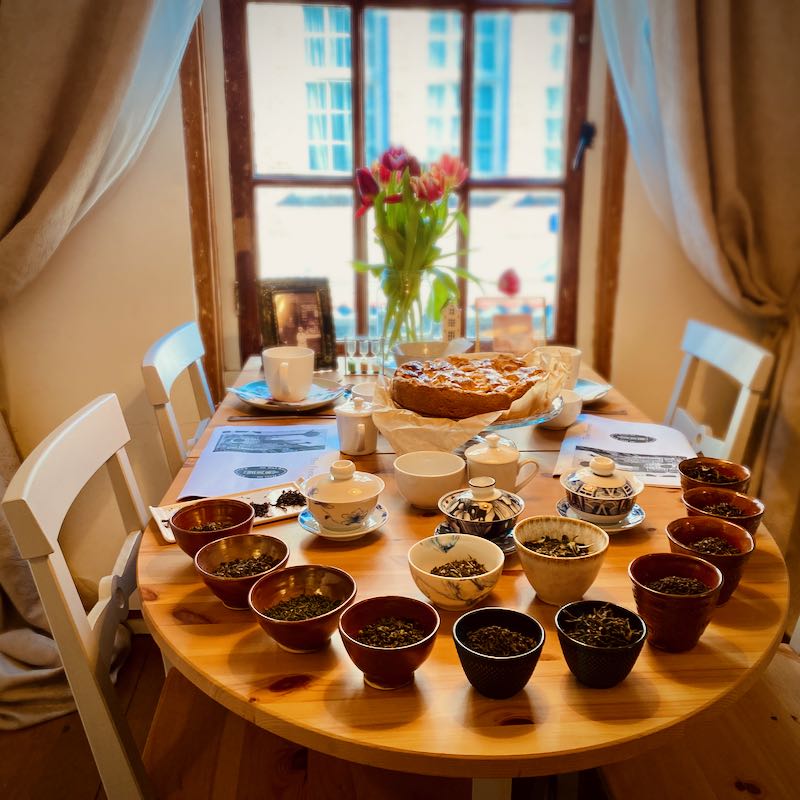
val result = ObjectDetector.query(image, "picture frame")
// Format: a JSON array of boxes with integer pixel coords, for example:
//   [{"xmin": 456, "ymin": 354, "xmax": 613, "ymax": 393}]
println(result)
[
  {"xmin": 258, "ymin": 278, "xmax": 337, "ymax": 370},
  {"xmin": 474, "ymin": 296, "xmax": 548, "ymax": 352}
]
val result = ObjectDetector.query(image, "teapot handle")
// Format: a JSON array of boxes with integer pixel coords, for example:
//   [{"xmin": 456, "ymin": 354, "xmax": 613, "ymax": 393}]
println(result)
[{"xmin": 515, "ymin": 458, "xmax": 540, "ymax": 492}]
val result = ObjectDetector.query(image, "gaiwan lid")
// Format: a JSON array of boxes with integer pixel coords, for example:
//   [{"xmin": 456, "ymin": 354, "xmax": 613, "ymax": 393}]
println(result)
[
  {"xmin": 302, "ymin": 460, "xmax": 384, "ymax": 502},
  {"xmin": 464, "ymin": 433, "xmax": 519, "ymax": 465},
  {"xmin": 439, "ymin": 477, "xmax": 522, "ymax": 522},
  {"xmin": 561, "ymin": 456, "xmax": 643, "ymax": 500}
]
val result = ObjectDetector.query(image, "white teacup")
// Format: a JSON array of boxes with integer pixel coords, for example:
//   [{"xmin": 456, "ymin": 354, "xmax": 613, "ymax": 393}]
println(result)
[
  {"xmin": 394, "ymin": 451, "xmax": 466, "ymax": 510},
  {"xmin": 541, "ymin": 389, "xmax": 583, "ymax": 430},
  {"xmin": 262, "ymin": 346, "xmax": 314, "ymax": 402},
  {"xmin": 534, "ymin": 345, "xmax": 582, "ymax": 389}
]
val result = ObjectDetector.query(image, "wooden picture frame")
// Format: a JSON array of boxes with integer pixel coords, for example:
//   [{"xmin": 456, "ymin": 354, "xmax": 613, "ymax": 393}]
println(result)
[{"xmin": 258, "ymin": 278, "xmax": 337, "ymax": 370}]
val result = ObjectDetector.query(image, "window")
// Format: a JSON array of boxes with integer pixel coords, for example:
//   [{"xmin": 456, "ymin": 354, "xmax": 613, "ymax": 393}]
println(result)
[{"xmin": 222, "ymin": 0, "xmax": 593, "ymax": 357}]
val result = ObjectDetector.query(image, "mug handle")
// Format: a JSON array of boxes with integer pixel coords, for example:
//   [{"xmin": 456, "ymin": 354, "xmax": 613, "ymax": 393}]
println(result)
[
  {"xmin": 356, "ymin": 423, "xmax": 365, "ymax": 452},
  {"xmin": 515, "ymin": 458, "xmax": 539, "ymax": 492},
  {"xmin": 279, "ymin": 361, "xmax": 289, "ymax": 397}
]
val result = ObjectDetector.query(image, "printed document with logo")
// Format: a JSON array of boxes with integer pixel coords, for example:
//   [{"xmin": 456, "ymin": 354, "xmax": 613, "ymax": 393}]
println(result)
[
  {"xmin": 554, "ymin": 416, "xmax": 696, "ymax": 487},
  {"xmin": 179, "ymin": 424, "xmax": 339, "ymax": 499}
]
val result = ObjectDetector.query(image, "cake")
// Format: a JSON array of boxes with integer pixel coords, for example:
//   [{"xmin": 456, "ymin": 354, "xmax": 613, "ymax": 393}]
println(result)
[{"xmin": 391, "ymin": 354, "xmax": 546, "ymax": 419}]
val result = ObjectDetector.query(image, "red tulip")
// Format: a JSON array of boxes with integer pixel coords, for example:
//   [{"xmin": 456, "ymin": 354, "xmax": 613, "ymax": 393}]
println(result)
[
  {"xmin": 355, "ymin": 167, "xmax": 380, "ymax": 217},
  {"xmin": 433, "ymin": 154, "xmax": 468, "ymax": 189},
  {"xmin": 381, "ymin": 146, "xmax": 421, "ymax": 177},
  {"xmin": 498, "ymin": 268, "xmax": 521, "ymax": 296},
  {"xmin": 412, "ymin": 172, "xmax": 445, "ymax": 202}
]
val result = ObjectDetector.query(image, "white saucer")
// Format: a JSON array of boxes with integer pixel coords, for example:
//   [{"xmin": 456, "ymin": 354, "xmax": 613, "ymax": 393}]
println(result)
[
  {"xmin": 229, "ymin": 378, "xmax": 344, "ymax": 411},
  {"xmin": 555, "ymin": 498, "xmax": 646, "ymax": 532},
  {"xmin": 574, "ymin": 378, "xmax": 611, "ymax": 405},
  {"xmin": 298, "ymin": 505, "xmax": 388, "ymax": 541}
]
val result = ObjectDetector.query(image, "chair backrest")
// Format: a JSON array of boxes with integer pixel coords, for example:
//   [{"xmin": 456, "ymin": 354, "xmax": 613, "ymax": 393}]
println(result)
[
  {"xmin": 664, "ymin": 320, "xmax": 774, "ymax": 463},
  {"xmin": 141, "ymin": 321, "xmax": 215, "ymax": 476},
  {"xmin": 2, "ymin": 394, "xmax": 154, "ymax": 799}
]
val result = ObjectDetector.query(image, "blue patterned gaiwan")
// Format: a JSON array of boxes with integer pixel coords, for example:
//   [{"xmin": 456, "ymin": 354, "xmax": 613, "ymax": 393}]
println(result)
[
  {"xmin": 560, "ymin": 456, "xmax": 643, "ymax": 523},
  {"xmin": 300, "ymin": 460, "xmax": 384, "ymax": 532}
]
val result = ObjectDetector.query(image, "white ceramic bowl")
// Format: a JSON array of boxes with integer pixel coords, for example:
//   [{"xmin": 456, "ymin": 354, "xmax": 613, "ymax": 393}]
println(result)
[
  {"xmin": 408, "ymin": 534, "xmax": 504, "ymax": 611},
  {"xmin": 391, "ymin": 340, "xmax": 448, "ymax": 366},
  {"xmin": 393, "ymin": 451, "xmax": 466, "ymax": 509},
  {"xmin": 540, "ymin": 389, "xmax": 582, "ymax": 430},
  {"xmin": 512, "ymin": 515, "xmax": 609, "ymax": 606}
]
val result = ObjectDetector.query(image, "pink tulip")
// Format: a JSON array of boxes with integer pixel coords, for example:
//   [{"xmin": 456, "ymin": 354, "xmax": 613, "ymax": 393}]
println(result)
[
  {"xmin": 433, "ymin": 154, "xmax": 469, "ymax": 189},
  {"xmin": 412, "ymin": 172, "xmax": 445, "ymax": 202},
  {"xmin": 498, "ymin": 268, "xmax": 521, "ymax": 296},
  {"xmin": 381, "ymin": 147, "xmax": 421, "ymax": 177}
]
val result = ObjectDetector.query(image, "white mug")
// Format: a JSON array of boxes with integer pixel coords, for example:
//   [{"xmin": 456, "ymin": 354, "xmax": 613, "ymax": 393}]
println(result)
[
  {"xmin": 335, "ymin": 397, "xmax": 378, "ymax": 456},
  {"xmin": 540, "ymin": 389, "xmax": 583, "ymax": 430},
  {"xmin": 262, "ymin": 346, "xmax": 314, "ymax": 402},
  {"xmin": 534, "ymin": 345, "xmax": 582, "ymax": 389},
  {"xmin": 464, "ymin": 434, "xmax": 539, "ymax": 494}
]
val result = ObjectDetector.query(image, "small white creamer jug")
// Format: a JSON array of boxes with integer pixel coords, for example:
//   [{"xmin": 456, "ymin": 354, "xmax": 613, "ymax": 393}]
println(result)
[
  {"xmin": 334, "ymin": 397, "xmax": 378, "ymax": 456},
  {"xmin": 465, "ymin": 433, "xmax": 539, "ymax": 493}
]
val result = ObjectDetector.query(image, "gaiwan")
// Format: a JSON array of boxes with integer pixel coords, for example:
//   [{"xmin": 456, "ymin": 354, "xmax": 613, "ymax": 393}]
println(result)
[{"xmin": 438, "ymin": 477, "xmax": 524, "ymax": 540}]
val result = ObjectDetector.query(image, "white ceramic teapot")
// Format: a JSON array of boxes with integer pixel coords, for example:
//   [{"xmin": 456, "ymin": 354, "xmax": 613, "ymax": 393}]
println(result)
[
  {"xmin": 464, "ymin": 433, "xmax": 539, "ymax": 493},
  {"xmin": 334, "ymin": 396, "xmax": 378, "ymax": 456}
]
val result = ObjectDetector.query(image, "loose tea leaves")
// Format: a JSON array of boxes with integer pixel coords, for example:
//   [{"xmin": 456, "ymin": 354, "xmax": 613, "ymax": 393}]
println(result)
[
  {"xmin": 465, "ymin": 625, "xmax": 537, "ymax": 657},
  {"xmin": 689, "ymin": 536, "xmax": 740, "ymax": 556},
  {"xmin": 430, "ymin": 558, "xmax": 488, "ymax": 578},
  {"xmin": 702, "ymin": 502, "xmax": 745, "ymax": 518},
  {"xmin": 212, "ymin": 554, "xmax": 279, "ymax": 578},
  {"xmin": 273, "ymin": 489, "xmax": 306, "ymax": 508},
  {"xmin": 355, "ymin": 617, "xmax": 426, "ymax": 648},
  {"xmin": 683, "ymin": 464, "xmax": 737, "ymax": 484},
  {"xmin": 524, "ymin": 535, "xmax": 590, "ymax": 558},
  {"xmin": 250, "ymin": 502, "xmax": 271, "ymax": 518},
  {"xmin": 647, "ymin": 576, "xmax": 710, "ymax": 595},
  {"xmin": 263, "ymin": 593, "xmax": 341, "ymax": 621},
  {"xmin": 189, "ymin": 521, "xmax": 229, "ymax": 532},
  {"xmin": 561, "ymin": 604, "xmax": 639, "ymax": 648}
]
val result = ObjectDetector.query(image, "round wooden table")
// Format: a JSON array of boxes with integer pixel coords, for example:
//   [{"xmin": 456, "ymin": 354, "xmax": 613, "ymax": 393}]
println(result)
[{"xmin": 138, "ymin": 381, "xmax": 789, "ymax": 785}]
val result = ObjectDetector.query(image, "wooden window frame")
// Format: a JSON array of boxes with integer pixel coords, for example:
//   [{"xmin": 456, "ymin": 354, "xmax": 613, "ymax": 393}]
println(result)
[{"xmin": 220, "ymin": 0, "xmax": 593, "ymax": 362}]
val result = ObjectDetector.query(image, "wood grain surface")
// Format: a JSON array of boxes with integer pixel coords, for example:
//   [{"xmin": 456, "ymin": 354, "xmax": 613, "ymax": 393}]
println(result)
[{"xmin": 139, "ymin": 362, "xmax": 789, "ymax": 779}]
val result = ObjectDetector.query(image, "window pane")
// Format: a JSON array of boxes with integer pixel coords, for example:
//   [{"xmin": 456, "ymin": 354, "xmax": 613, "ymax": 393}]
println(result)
[
  {"xmin": 255, "ymin": 188, "xmax": 355, "ymax": 338},
  {"xmin": 471, "ymin": 11, "xmax": 571, "ymax": 178},
  {"xmin": 364, "ymin": 8, "xmax": 463, "ymax": 165},
  {"xmin": 249, "ymin": 4, "xmax": 352, "ymax": 175},
  {"xmin": 466, "ymin": 190, "xmax": 562, "ymax": 340}
]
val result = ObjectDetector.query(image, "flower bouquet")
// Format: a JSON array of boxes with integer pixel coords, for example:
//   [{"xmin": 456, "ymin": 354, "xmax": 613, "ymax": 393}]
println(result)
[{"xmin": 354, "ymin": 147, "xmax": 476, "ymax": 346}]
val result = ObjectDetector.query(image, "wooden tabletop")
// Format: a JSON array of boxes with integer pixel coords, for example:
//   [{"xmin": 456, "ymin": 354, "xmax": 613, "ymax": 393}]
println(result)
[{"xmin": 138, "ymin": 361, "xmax": 789, "ymax": 779}]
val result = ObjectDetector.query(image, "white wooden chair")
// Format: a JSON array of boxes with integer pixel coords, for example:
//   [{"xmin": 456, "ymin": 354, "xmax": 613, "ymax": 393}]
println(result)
[
  {"xmin": 601, "ymin": 619, "xmax": 800, "ymax": 799},
  {"xmin": 664, "ymin": 320, "xmax": 774, "ymax": 463},
  {"xmin": 141, "ymin": 321, "xmax": 215, "ymax": 476}
]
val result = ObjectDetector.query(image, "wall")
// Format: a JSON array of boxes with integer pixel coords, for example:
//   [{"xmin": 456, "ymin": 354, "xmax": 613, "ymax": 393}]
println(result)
[{"xmin": 0, "ymin": 84, "xmax": 196, "ymax": 588}]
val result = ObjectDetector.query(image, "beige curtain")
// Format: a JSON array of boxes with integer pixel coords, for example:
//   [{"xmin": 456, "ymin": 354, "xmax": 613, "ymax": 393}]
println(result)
[{"xmin": 599, "ymin": 0, "xmax": 800, "ymax": 628}]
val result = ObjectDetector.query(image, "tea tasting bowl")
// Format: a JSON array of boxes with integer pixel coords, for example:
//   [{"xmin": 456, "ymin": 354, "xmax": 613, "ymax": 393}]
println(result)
[
  {"xmin": 391, "ymin": 340, "xmax": 448, "ymax": 367},
  {"xmin": 169, "ymin": 498, "xmax": 255, "ymax": 558},
  {"xmin": 407, "ymin": 534, "xmax": 504, "ymax": 611},
  {"xmin": 248, "ymin": 564, "xmax": 356, "ymax": 653},
  {"xmin": 512, "ymin": 516, "xmax": 609, "ymax": 606},
  {"xmin": 338, "ymin": 595, "xmax": 440, "ymax": 690},
  {"xmin": 452, "ymin": 607, "xmax": 545, "ymax": 699},
  {"xmin": 628, "ymin": 552, "xmax": 722, "ymax": 652},
  {"xmin": 666, "ymin": 516, "xmax": 754, "ymax": 605},
  {"xmin": 560, "ymin": 456, "xmax": 643, "ymax": 524},
  {"xmin": 555, "ymin": 600, "xmax": 647, "ymax": 689},
  {"xmin": 299, "ymin": 459, "xmax": 384, "ymax": 532},
  {"xmin": 438, "ymin": 477, "xmax": 524, "ymax": 540},
  {"xmin": 394, "ymin": 450, "xmax": 466, "ymax": 510},
  {"xmin": 678, "ymin": 456, "xmax": 751, "ymax": 494},
  {"xmin": 681, "ymin": 486, "xmax": 764, "ymax": 535},
  {"xmin": 194, "ymin": 533, "xmax": 289, "ymax": 610}
]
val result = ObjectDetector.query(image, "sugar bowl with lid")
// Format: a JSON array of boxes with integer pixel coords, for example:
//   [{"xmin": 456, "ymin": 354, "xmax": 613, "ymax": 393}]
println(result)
[
  {"xmin": 298, "ymin": 460, "xmax": 384, "ymax": 532},
  {"xmin": 560, "ymin": 456, "xmax": 643, "ymax": 523},
  {"xmin": 438, "ymin": 476, "xmax": 525, "ymax": 541},
  {"xmin": 465, "ymin": 434, "xmax": 539, "ymax": 493}
]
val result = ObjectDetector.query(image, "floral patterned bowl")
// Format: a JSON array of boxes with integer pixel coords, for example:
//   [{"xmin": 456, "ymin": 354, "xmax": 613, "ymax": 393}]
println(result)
[{"xmin": 560, "ymin": 456, "xmax": 643, "ymax": 523}]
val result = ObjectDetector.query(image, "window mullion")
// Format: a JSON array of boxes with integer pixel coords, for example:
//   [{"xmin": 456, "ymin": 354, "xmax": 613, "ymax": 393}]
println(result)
[{"xmin": 352, "ymin": 1, "xmax": 368, "ymax": 336}]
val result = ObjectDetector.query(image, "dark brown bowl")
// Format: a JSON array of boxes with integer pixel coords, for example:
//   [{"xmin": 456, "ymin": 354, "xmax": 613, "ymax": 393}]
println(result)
[
  {"xmin": 629, "ymin": 553, "xmax": 722, "ymax": 652},
  {"xmin": 678, "ymin": 457, "xmax": 751, "ymax": 494},
  {"xmin": 681, "ymin": 487, "xmax": 764, "ymax": 535},
  {"xmin": 194, "ymin": 533, "xmax": 289, "ymax": 609},
  {"xmin": 339, "ymin": 596, "xmax": 440, "ymax": 690},
  {"xmin": 248, "ymin": 564, "xmax": 356, "ymax": 653},
  {"xmin": 170, "ymin": 498, "xmax": 255, "ymax": 558},
  {"xmin": 666, "ymin": 517, "xmax": 754, "ymax": 605}
]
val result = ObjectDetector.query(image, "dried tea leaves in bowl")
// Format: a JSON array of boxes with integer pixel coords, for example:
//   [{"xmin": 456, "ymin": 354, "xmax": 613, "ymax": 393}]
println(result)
[
  {"xmin": 561, "ymin": 604, "xmax": 639, "ymax": 648},
  {"xmin": 524, "ymin": 534, "xmax": 590, "ymax": 558},
  {"xmin": 701, "ymin": 502, "xmax": 744, "ymax": 518},
  {"xmin": 212, "ymin": 554, "xmax": 279, "ymax": 578},
  {"xmin": 647, "ymin": 576, "xmax": 710, "ymax": 595},
  {"xmin": 465, "ymin": 625, "xmax": 538, "ymax": 657},
  {"xmin": 430, "ymin": 558, "xmax": 488, "ymax": 578},
  {"xmin": 683, "ymin": 464, "xmax": 737, "ymax": 484},
  {"xmin": 189, "ymin": 521, "xmax": 230, "ymax": 532},
  {"xmin": 263, "ymin": 593, "xmax": 342, "ymax": 621},
  {"xmin": 355, "ymin": 616, "xmax": 426, "ymax": 648},
  {"xmin": 689, "ymin": 536, "xmax": 740, "ymax": 556}
]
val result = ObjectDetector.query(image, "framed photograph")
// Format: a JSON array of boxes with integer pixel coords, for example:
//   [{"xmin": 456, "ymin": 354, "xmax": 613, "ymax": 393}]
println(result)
[{"xmin": 258, "ymin": 278, "xmax": 337, "ymax": 370}]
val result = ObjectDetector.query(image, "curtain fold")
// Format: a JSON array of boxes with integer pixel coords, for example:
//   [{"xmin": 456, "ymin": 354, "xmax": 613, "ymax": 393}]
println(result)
[{"xmin": 599, "ymin": 0, "xmax": 800, "ymax": 627}]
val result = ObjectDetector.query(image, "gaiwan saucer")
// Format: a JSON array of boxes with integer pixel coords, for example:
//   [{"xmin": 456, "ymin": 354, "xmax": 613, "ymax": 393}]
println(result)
[
  {"xmin": 555, "ymin": 497, "xmax": 645, "ymax": 533},
  {"xmin": 434, "ymin": 521, "xmax": 516, "ymax": 556},
  {"xmin": 299, "ymin": 505, "xmax": 388, "ymax": 541}
]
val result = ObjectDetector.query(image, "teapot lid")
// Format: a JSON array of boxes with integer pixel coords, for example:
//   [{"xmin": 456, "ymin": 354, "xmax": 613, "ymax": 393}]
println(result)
[
  {"xmin": 561, "ymin": 456, "xmax": 642, "ymax": 500},
  {"xmin": 439, "ymin": 477, "xmax": 522, "ymax": 522},
  {"xmin": 334, "ymin": 396, "xmax": 373, "ymax": 417},
  {"xmin": 464, "ymin": 433, "xmax": 518, "ymax": 465},
  {"xmin": 303, "ymin": 459, "xmax": 384, "ymax": 502}
]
